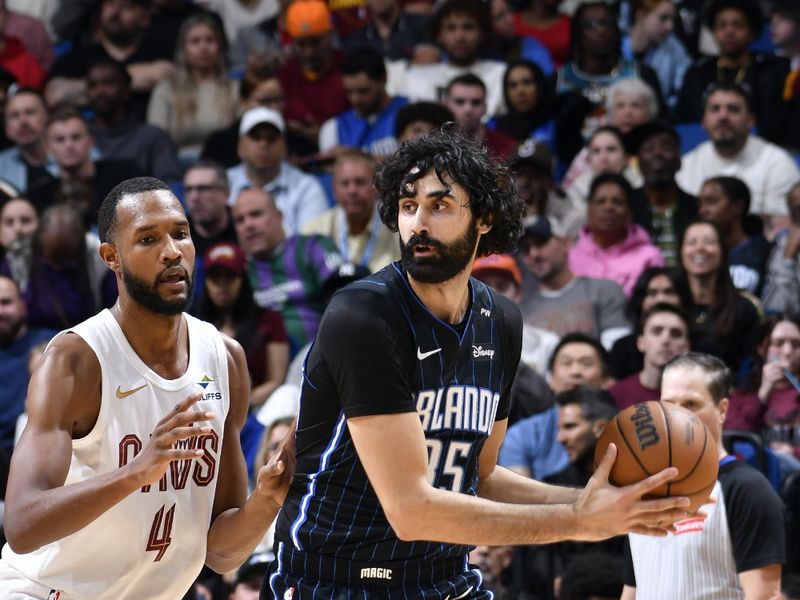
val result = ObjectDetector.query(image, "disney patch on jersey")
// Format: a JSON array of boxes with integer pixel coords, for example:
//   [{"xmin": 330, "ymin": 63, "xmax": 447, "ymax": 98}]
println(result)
[
  {"xmin": 472, "ymin": 344, "xmax": 496, "ymax": 361},
  {"xmin": 284, "ymin": 587, "xmax": 296, "ymax": 600},
  {"xmin": 47, "ymin": 591, "xmax": 62, "ymax": 600}
]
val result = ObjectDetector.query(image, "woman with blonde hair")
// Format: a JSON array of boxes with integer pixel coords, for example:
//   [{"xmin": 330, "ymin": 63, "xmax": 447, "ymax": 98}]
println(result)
[{"xmin": 147, "ymin": 13, "xmax": 239, "ymax": 161}]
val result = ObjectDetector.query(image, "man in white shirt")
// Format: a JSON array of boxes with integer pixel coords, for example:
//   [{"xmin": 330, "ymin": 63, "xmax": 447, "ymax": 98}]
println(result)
[
  {"xmin": 226, "ymin": 107, "xmax": 329, "ymax": 235},
  {"xmin": 676, "ymin": 82, "xmax": 800, "ymax": 231}
]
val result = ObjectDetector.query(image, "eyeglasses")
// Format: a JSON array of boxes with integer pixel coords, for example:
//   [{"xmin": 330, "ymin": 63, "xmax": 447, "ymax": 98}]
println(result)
[{"xmin": 184, "ymin": 184, "xmax": 224, "ymax": 194}]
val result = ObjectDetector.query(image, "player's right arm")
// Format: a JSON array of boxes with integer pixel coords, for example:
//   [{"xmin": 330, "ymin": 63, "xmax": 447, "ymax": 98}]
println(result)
[
  {"xmin": 327, "ymin": 288, "xmax": 688, "ymax": 546},
  {"xmin": 349, "ymin": 413, "xmax": 689, "ymax": 545},
  {"xmin": 5, "ymin": 334, "xmax": 211, "ymax": 554}
]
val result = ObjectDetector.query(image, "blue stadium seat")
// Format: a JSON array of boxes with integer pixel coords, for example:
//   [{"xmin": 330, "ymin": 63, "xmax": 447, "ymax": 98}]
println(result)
[
  {"xmin": 675, "ymin": 123, "xmax": 708, "ymax": 155},
  {"xmin": 722, "ymin": 430, "xmax": 782, "ymax": 491}
]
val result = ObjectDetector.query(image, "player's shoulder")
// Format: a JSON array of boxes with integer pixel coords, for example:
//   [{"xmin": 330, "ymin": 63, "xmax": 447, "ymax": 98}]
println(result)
[
  {"xmin": 719, "ymin": 459, "xmax": 782, "ymax": 505},
  {"xmin": 40, "ymin": 330, "xmax": 99, "ymax": 371},
  {"xmin": 324, "ymin": 264, "xmax": 412, "ymax": 327},
  {"xmin": 27, "ymin": 331, "xmax": 101, "ymax": 421},
  {"xmin": 472, "ymin": 278, "xmax": 522, "ymax": 331}
]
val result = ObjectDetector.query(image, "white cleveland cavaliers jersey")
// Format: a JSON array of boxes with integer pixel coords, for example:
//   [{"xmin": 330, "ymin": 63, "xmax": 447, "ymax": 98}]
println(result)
[{"xmin": 2, "ymin": 309, "xmax": 230, "ymax": 599}]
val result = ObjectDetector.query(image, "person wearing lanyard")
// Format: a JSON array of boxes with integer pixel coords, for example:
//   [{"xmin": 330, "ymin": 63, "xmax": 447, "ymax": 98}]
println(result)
[{"xmin": 303, "ymin": 150, "xmax": 400, "ymax": 272}]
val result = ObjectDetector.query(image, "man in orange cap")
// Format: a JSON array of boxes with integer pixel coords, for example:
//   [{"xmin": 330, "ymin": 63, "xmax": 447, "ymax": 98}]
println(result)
[{"xmin": 278, "ymin": 0, "xmax": 348, "ymax": 148}]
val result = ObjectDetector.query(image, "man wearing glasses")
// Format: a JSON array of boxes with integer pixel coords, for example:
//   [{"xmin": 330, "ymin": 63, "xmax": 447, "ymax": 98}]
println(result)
[{"xmin": 184, "ymin": 160, "xmax": 238, "ymax": 261}]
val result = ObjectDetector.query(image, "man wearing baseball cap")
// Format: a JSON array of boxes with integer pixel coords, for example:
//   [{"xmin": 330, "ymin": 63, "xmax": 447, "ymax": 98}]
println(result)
[
  {"xmin": 517, "ymin": 215, "xmax": 630, "ymax": 350},
  {"xmin": 510, "ymin": 139, "xmax": 584, "ymax": 240},
  {"xmin": 277, "ymin": 0, "xmax": 348, "ymax": 146},
  {"xmin": 226, "ymin": 106, "xmax": 328, "ymax": 235}
]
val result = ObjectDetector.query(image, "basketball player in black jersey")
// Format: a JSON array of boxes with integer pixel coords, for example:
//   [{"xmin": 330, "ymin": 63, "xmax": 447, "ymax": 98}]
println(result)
[{"xmin": 264, "ymin": 127, "xmax": 693, "ymax": 599}]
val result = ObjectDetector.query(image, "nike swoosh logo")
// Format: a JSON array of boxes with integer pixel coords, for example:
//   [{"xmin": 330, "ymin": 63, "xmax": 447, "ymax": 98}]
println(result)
[
  {"xmin": 444, "ymin": 587, "xmax": 473, "ymax": 600},
  {"xmin": 116, "ymin": 384, "xmax": 147, "ymax": 399},
  {"xmin": 417, "ymin": 347, "xmax": 442, "ymax": 360}
]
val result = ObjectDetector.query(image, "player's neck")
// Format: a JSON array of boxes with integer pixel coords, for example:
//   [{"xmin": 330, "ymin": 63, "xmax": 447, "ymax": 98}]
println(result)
[
  {"xmin": 111, "ymin": 299, "xmax": 189, "ymax": 378},
  {"xmin": 407, "ymin": 269, "xmax": 472, "ymax": 324}
]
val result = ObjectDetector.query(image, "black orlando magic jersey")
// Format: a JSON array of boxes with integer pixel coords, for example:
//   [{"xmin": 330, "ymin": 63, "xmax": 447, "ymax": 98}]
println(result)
[{"xmin": 274, "ymin": 262, "xmax": 522, "ymax": 565}]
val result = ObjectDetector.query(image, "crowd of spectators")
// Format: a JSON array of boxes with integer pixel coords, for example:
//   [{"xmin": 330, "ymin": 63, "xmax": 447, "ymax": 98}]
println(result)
[{"xmin": 1, "ymin": 0, "xmax": 800, "ymax": 597}]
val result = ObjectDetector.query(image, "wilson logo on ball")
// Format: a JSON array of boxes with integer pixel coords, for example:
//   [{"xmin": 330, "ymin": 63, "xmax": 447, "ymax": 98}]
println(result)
[{"xmin": 630, "ymin": 402, "xmax": 660, "ymax": 451}]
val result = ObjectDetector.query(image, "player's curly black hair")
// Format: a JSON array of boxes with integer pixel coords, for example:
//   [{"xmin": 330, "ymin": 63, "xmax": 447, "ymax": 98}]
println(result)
[{"xmin": 374, "ymin": 125, "xmax": 525, "ymax": 257}]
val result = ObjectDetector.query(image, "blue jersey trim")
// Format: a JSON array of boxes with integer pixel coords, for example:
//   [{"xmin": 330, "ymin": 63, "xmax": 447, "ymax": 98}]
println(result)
[
  {"xmin": 268, "ymin": 541, "xmax": 285, "ymax": 596},
  {"xmin": 290, "ymin": 411, "xmax": 348, "ymax": 550}
]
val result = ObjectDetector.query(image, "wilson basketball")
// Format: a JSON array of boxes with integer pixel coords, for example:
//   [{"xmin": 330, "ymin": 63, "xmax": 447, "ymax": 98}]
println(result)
[{"xmin": 593, "ymin": 401, "xmax": 718, "ymax": 512}]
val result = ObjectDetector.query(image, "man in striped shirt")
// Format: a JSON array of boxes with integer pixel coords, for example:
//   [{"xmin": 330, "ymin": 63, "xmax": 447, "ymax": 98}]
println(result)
[{"xmin": 231, "ymin": 187, "xmax": 343, "ymax": 358}]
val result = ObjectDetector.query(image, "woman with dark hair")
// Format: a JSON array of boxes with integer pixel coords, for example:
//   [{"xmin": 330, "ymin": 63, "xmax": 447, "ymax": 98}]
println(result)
[
  {"xmin": 609, "ymin": 265, "xmax": 691, "ymax": 378},
  {"xmin": 697, "ymin": 175, "xmax": 771, "ymax": 296},
  {"xmin": 195, "ymin": 241, "xmax": 290, "ymax": 408},
  {"xmin": 727, "ymin": 314, "xmax": 800, "ymax": 480},
  {"xmin": 489, "ymin": 59, "xmax": 554, "ymax": 145},
  {"xmin": 565, "ymin": 125, "xmax": 642, "ymax": 210},
  {"xmin": 678, "ymin": 220, "xmax": 761, "ymax": 378},
  {"xmin": 568, "ymin": 172, "xmax": 664, "ymax": 296}
]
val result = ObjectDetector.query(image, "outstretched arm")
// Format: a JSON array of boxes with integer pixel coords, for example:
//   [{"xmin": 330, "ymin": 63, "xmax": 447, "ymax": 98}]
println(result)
[
  {"xmin": 476, "ymin": 418, "xmax": 581, "ymax": 505},
  {"xmin": 5, "ymin": 334, "xmax": 212, "ymax": 554},
  {"xmin": 205, "ymin": 336, "xmax": 295, "ymax": 573},
  {"xmin": 347, "ymin": 411, "xmax": 689, "ymax": 547}
]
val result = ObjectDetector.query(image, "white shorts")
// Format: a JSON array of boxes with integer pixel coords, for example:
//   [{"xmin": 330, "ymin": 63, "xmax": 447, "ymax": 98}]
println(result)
[{"xmin": 0, "ymin": 560, "xmax": 54, "ymax": 599}]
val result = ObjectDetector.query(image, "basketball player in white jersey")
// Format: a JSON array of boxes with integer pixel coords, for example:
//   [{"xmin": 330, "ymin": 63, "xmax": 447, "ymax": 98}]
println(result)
[{"xmin": 0, "ymin": 177, "xmax": 294, "ymax": 599}]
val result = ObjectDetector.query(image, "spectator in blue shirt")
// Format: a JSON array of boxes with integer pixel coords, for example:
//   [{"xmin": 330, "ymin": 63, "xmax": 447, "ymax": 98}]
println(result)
[
  {"xmin": 318, "ymin": 46, "xmax": 409, "ymax": 159},
  {"xmin": 0, "ymin": 274, "xmax": 56, "ymax": 455}
]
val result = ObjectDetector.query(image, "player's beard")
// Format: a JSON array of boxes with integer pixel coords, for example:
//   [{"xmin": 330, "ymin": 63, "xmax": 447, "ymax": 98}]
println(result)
[
  {"xmin": 400, "ymin": 221, "xmax": 478, "ymax": 284},
  {"xmin": 121, "ymin": 264, "xmax": 194, "ymax": 316}
]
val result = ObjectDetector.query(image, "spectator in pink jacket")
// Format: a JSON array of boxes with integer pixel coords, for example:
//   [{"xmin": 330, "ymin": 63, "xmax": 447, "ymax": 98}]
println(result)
[{"xmin": 569, "ymin": 172, "xmax": 664, "ymax": 296}]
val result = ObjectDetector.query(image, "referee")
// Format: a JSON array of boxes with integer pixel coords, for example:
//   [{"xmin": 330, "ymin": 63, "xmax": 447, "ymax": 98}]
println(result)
[{"xmin": 263, "ymin": 126, "xmax": 692, "ymax": 599}]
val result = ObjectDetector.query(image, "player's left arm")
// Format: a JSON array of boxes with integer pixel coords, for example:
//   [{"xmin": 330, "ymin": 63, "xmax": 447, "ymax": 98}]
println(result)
[
  {"xmin": 738, "ymin": 564, "xmax": 781, "ymax": 599},
  {"xmin": 726, "ymin": 466, "xmax": 786, "ymax": 600},
  {"xmin": 205, "ymin": 336, "xmax": 294, "ymax": 573},
  {"xmin": 476, "ymin": 418, "xmax": 580, "ymax": 505}
]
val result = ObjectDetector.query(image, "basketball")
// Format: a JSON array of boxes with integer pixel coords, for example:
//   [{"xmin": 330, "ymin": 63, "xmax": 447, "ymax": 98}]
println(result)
[{"xmin": 593, "ymin": 401, "xmax": 718, "ymax": 512}]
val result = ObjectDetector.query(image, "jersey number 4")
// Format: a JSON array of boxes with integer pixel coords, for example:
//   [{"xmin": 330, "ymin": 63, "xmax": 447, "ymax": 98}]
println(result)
[
  {"xmin": 147, "ymin": 503, "xmax": 176, "ymax": 561},
  {"xmin": 425, "ymin": 439, "xmax": 471, "ymax": 492}
]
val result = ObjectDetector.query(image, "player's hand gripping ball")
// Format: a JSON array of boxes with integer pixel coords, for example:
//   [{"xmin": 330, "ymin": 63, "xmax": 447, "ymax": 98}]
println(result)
[{"xmin": 593, "ymin": 401, "xmax": 718, "ymax": 512}]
